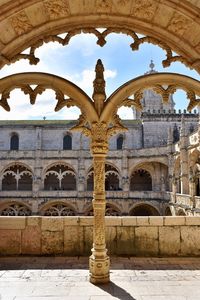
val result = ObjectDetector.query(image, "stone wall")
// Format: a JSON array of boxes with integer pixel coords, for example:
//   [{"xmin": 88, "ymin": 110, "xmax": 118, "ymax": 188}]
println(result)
[{"xmin": 0, "ymin": 216, "xmax": 200, "ymax": 257}]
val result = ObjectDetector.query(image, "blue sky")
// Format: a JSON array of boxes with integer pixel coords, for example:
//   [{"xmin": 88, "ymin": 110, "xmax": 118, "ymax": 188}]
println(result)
[{"xmin": 0, "ymin": 32, "xmax": 199, "ymax": 120}]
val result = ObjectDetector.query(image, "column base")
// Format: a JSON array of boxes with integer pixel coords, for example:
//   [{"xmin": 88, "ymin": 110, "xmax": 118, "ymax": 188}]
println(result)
[{"xmin": 89, "ymin": 254, "xmax": 110, "ymax": 284}]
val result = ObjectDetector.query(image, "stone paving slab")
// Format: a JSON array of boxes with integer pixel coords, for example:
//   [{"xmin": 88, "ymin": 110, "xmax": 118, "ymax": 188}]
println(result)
[{"xmin": 0, "ymin": 257, "xmax": 200, "ymax": 299}]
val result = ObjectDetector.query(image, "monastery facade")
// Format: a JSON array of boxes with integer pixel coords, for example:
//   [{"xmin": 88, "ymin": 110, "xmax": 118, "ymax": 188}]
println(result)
[{"xmin": 0, "ymin": 64, "xmax": 199, "ymax": 217}]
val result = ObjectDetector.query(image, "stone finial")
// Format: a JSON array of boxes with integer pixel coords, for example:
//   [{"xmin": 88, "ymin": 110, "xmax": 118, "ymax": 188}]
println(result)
[
  {"xmin": 149, "ymin": 59, "xmax": 155, "ymax": 72},
  {"xmin": 92, "ymin": 59, "xmax": 106, "ymax": 116},
  {"xmin": 144, "ymin": 59, "xmax": 157, "ymax": 75}
]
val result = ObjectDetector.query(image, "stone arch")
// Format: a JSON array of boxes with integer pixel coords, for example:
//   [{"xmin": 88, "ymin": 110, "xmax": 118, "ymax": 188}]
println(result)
[
  {"xmin": 177, "ymin": 208, "xmax": 186, "ymax": 216},
  {"xmin": 1, "ymin": 163, "xmax": 33, "ymax": 191},
  {"xmin": 44, "ymin": 163, "xmax": 76, "ymax": 191},
  {"xmin": 0, "ymin": 1, "xmax": 200, "ymax": 73},
  {"xmin": 0, "ymin": 73, "xmax": 98, "ymax": 123},
  {"xmin": 165, "ymin": 206, "xmax": 172, "ymax": 216},
  {"xmin": 129, "ymin": 161, "xmax": 168, "ymax": 192},
  {"xmin": 130, "ymin": 169, "xmax": 152, "ymax": 191},
  {"xmin": 102, "ymin": 73, "xmax": 200, "ymax": 122},
  {"xmin": 129, "ymin": 203, "xmax": 160, "ymax": 216},
  {"xmin": 0, "ymin": 201, "xmax": 32, "ymax": 216},
  {"xmin": 39, "ymin": 201, "xmax": 77, "ymax": 216}
]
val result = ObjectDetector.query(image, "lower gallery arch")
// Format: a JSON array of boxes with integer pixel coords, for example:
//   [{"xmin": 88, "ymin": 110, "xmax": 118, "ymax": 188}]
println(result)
[
  {"xmin": 129, "ymin": 203, "xmax": 160, "ymax": 216},
  {"xmin": 85, "ymin": 203, "xmax": 121, "ymax": 216},
  {"xmin": 39, "ymin": 201, "xmax": 77, "ymax": 216},
  {"xmin": 0, "ymin": 201, "xmax": 31, "ymax": 216}
]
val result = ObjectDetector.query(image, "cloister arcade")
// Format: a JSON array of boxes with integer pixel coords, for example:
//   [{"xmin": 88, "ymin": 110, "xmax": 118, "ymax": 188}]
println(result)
[{"xmin": 0, "ymin": 0, "xmax": 200, "ymax": 284}]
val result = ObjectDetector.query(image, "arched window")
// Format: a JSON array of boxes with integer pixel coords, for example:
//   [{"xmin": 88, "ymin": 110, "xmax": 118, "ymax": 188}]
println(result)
[
  {"xmin": 63, "ymin": 134, "xmax": 72, "ymax": 150},
  {"xmin": 117, "ymin": 135, "xmax": 123, "ymax": 150},
  {"xmin": 10, "ymin": 133, "xmax": 19, "ymax": 150},
  {"xmin": 44, "ymin": 164, "xmax": 76, "ymax": 190},
  {"xmin": 130, "ymin": 169, "xmax": 152, "ymax": 191},
  {"xmin": 2, "ymin": 165, "xmax": 33, "ymax": 191}
]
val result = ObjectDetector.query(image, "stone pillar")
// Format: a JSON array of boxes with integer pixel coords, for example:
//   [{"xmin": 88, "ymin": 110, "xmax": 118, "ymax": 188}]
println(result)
[
  {"xmin": 172, "ymin": 175, "xmax": 177, "ymax": 203},
  {"xmin": 32, "ymin": 127, "xmax": 43, "ymax": 200},
  {"xmin": 89, "ymin": 122, "xmax": 110, "ymax": 284},
  {"xmin": 121, "ymin": 149, "xmax": 129, "ymax": 191},
  {"xmin": 180, "ymin": 115, "xmax": 189, "ymax": 194}
]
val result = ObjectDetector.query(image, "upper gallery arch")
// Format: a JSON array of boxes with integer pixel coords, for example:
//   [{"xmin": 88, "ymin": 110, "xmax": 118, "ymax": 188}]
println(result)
[{"xmin": 0, "ymin": 1, "xmax": 200, "ymax": 72}]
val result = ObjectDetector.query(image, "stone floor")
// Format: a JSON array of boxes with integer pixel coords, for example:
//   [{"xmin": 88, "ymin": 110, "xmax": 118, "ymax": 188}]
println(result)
[{"xmin": 0, "ymin": 256, "xmax": 200, "ymax": 300}]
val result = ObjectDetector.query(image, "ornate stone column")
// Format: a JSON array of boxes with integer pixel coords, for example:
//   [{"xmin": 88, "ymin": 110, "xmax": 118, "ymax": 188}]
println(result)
[{"xmin": 89, "ymin": 122, "xmax": 110, "ymax": 283}]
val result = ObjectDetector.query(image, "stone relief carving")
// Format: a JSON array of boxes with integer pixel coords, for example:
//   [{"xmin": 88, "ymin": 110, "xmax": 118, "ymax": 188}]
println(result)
[
  {"xmin": 96, "ymin": 0, "xmax": 112, "ymax": 13},
  {"xmin": 44, "ymin": 0, "xmax": 70, "ymax": 19},
  {"xmin": 94, "ymin": 210, "xmax": 105, "ymax": 245},
  {"xmin": 131, "ymin": 0, "xmax": 158, "ymax": 19},
  {"xmin": 10, "ymin": 11, "xmax": 33, "ymax": 36},
  {"xmin": 168, "ymin": 13, "xmax": 192, "ymax": 36},
  {"xmin": 93, "ymin": 161, "xmax": 105, "ymax": 192}
]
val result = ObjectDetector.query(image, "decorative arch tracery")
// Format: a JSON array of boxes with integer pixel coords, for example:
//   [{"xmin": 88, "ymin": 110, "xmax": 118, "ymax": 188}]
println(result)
[
  {"xmin": 0, "ymin": 203, "xmax": 31, "ymax": 216},
  {"xmin": 1, "ymin": 164, "xmax": 33, "ymax": 191},
  {"xmin": 130, "ymin": 169, "xmax": 152, "ymax": 191},
  {"xmin": 44, "ymin": 164, "xmax": 76, "ymax": 191},
  {"xmin": 40, "ymin": 203, "xmax": 76, "ymax": 216},
  {"xmin": 129, "ymin": 203, "xmax": 160, "ymax": 216}
]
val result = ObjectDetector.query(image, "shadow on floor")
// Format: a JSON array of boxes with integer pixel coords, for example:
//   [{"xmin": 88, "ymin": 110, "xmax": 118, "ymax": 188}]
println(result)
[{"xmin": 96, "ymin": 281, "xmax": 136, "ymax": 300}]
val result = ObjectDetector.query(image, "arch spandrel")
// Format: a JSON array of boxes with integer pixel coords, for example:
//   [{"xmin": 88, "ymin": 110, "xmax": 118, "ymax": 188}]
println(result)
[
  {"xmin": 101, "ymin": 73, "xmax": 200, "ymax": 123},
  {"xmin": 0, "ymin": 72, "xmax": 98, "ymax": 123},
  {"xmin": 0, "ymin": 1, "xmax": 200, "ymax": 72}
]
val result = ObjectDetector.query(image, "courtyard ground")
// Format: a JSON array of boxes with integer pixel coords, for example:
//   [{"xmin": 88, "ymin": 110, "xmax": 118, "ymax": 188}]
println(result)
[{"xmin": 0, "ymin": 256, "xmax": 200, "ymax": 300}]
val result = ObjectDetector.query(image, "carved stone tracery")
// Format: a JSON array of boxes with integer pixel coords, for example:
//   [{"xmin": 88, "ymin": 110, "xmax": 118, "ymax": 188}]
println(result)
[{"xmin": 1, "ymin": 27, "xmax": 199, "ymax": 74}]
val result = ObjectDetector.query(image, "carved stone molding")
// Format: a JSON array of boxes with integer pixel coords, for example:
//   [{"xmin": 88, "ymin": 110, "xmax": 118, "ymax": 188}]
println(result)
[
  {"xmin": 131, "ymin": 0, "xmax": 158, "ymax": 20},
  {"xmin": 44, "ymin": 0, "xmax": 70, "ymax": 19},
  {"xmin": 168, "ymin": 13, "xmax": 192, "ymax": 36}
]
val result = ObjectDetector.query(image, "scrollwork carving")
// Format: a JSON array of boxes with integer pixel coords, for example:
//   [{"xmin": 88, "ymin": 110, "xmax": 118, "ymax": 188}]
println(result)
[
  {"xmin": 94, "ymin": 161, "xmax": 105, "ymax": 193},
  {"xmin": 94, "ymin": 209, "xmax": 105, "ymax": 245}
]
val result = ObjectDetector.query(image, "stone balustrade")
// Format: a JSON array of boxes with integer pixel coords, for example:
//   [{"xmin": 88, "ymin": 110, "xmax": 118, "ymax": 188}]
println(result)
[{"xmin": 0, "ymin": 216, "xmax": 200, "ymax": 256}]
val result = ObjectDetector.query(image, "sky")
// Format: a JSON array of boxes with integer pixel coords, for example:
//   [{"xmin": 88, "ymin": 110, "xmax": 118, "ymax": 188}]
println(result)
[{"xmin": 0, "ymin": 32, "xmax": 199, "ymax": 120}]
